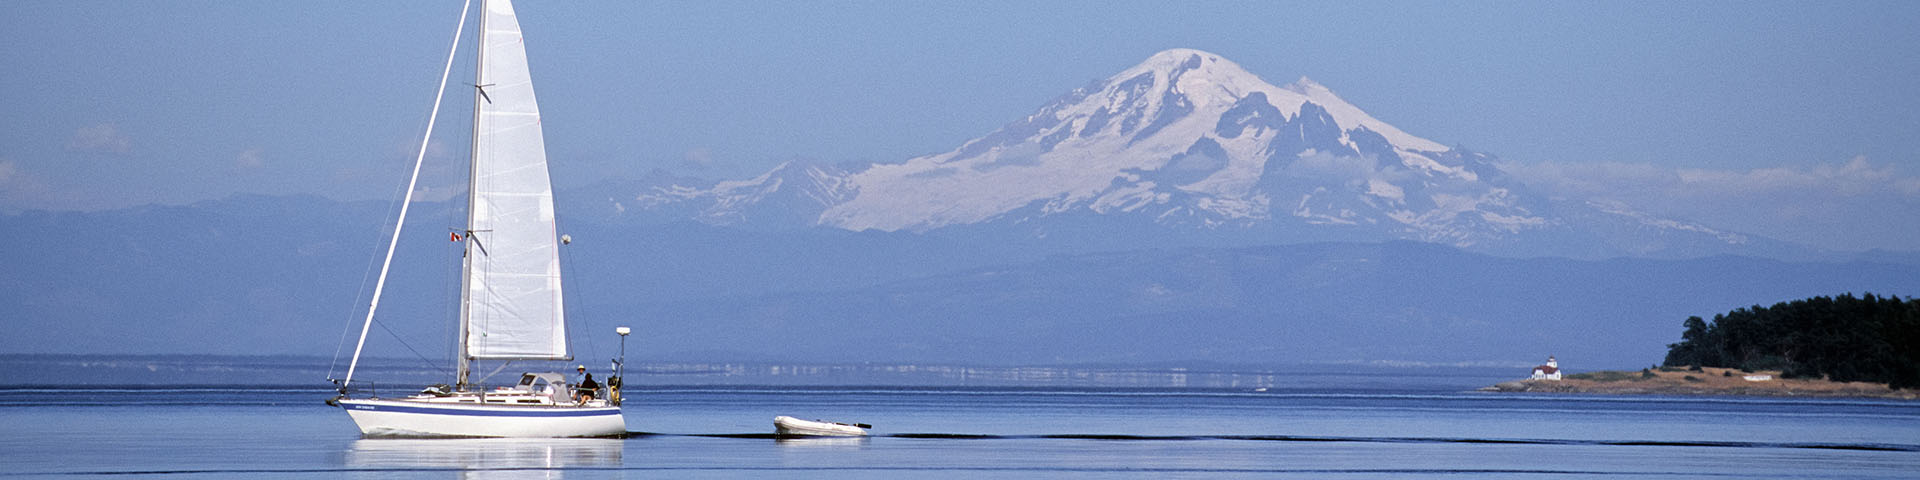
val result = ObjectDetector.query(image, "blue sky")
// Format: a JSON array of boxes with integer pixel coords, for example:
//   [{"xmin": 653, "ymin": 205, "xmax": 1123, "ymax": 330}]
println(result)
[{"xmin": 4, "ymin": 1, "xmax": 1918, "ymax": 250}]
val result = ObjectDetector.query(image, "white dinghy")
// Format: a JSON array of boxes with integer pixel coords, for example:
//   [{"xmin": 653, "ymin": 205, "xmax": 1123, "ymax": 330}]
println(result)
[
  {"xmin": 330, "ymin": 0, "xmax": 625, "ymax": 438},
  {"xmin": 774, "ymin": 416, "xmax": 872, "ymax": 437}
]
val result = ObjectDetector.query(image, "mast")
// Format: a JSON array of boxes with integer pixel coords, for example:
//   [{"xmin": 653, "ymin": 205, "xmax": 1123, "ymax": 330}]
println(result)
[{"xmin": 456, "ymin": 0, "xmax": 489, "ymax": 389}]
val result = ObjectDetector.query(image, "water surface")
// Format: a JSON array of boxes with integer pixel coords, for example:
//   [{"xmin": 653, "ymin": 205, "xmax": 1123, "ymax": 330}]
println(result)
[{"xmin": 1, "ymin": 386, "xmax": 1915, "ymax": 478}]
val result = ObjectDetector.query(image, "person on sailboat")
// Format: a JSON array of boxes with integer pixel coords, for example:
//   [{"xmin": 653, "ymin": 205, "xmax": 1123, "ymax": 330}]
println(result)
[
  {"xmin": 576, "ymin": 372, "xmax": 600, "ymax": 403},
  {"xmin": 566, "ymin": 365, "xmax": 587, "ymax": 400}
]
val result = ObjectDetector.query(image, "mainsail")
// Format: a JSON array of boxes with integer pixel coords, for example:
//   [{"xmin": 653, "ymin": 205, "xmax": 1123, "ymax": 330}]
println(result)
[{"xmin": 462, "ymin": 0, "xmax": 566, "ymax": 360}]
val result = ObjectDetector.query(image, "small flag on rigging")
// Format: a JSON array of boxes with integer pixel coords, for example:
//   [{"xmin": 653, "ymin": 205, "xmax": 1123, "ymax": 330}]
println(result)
[{"xmin": 450, "ymin": 232, "xmax": 463, "ymax": 242}]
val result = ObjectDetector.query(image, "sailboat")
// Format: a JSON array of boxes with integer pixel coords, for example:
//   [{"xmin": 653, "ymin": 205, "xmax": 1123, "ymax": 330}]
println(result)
[{"xmin": 330, "ymin": 0, "xmax": 627, "ymax": 438}]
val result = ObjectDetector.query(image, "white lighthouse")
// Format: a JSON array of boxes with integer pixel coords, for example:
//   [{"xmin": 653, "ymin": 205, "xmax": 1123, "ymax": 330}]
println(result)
[{"xmin": 1530, "ymin": 356, "xmax": 1562, "ymax": 380}]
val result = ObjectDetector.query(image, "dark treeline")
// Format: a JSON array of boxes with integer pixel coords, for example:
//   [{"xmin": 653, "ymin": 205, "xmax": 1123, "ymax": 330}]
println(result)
[{"xmin": 1662, "ymin": 293, "xmax": 1920, "ymax": 389}]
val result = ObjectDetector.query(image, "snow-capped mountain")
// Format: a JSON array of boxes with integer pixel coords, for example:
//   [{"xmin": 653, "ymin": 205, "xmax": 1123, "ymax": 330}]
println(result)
[
  {"xmin": 821, "ymin": 48, "xmax": 1485, "ymax": 233},
  {"xmin": 633, "ymin": 160, "xmax": 853, "ymax": 230},
  {"xmin": 625, "ymin": 48, "xmax": 1785, "ymax": 257}
]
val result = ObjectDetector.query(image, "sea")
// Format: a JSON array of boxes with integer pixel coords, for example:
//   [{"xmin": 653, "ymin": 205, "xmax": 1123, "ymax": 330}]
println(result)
[{"xmin": 1, "ymin": 360, "xmax": 1917, "ymax": 479}]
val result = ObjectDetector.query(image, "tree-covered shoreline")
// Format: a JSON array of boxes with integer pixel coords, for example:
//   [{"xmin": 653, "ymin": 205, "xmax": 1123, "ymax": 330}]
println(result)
[{"xmin": 1662, "ymin": 293, "xmax": 1919, "ymax": 389}]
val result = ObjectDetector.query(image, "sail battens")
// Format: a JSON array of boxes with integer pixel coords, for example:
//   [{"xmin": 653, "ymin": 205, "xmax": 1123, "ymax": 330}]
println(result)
[
  {"xmin": 478, "ymin": 170, "xmax": 551, "ymax": 181},
  {"xmin": 469, "ymin": 356, "xmax": 571, "ymax": 361},
  {"xmin": 469, "ymin": 192, "xmax": 550, "ymax": 199}
]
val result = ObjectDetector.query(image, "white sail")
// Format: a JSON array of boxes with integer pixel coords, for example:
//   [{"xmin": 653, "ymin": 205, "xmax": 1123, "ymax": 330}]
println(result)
[{"xmin": 464, "ymin": 0, "xmax": 566, "ymax": 360}]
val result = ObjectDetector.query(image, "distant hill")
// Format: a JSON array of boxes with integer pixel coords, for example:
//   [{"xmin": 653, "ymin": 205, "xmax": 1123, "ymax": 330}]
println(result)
[
  {"xmin": 7, "ymin": 193, "xmax": 1916, "ymax": 369},
  {"xmin": 613, "ymin": 243, "xmax": 1920, "ymax": 367}
]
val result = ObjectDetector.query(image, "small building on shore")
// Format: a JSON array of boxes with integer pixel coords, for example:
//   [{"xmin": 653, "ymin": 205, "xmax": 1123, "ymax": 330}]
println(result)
[{"xmin": 1530, "ymin": 356, "xmax": 1562, "ymax": 380}]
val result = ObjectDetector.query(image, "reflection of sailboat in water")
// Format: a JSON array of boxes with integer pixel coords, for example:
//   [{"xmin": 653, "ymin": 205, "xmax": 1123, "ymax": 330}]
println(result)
[
  {"xmin": 347, "ymin": 438, "xmax": 622, "ymax": 479},
  {"xmin": 328, "ymin": 0, "xmax": 625, "ymax": 438}
]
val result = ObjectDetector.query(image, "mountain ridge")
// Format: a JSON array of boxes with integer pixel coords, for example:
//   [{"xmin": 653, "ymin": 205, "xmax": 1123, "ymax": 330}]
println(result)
[
  {"xmin": 2, "ymin": 194, "xmax": 1915, "ymax": 366},
  {"xmin": 619, "ymin": 48, "xmax": 1797, "ymax": 260},
  {"xmin": 618, "ymin": 240, "xmax": 1920, "ymax": 366}
]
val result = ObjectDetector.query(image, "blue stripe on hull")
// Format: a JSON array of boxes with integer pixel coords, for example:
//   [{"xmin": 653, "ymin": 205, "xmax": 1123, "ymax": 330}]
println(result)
[{"xmin": 343, "ymin": 401, "xmax": 621, "ymax": 418}]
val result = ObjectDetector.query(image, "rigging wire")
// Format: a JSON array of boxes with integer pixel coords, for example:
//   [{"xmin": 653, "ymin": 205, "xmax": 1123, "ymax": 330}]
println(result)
[
  {"xmin": 340, "ymin": 0, "xmax": 475, "ymax": 390},
  {"xmin": 443, "ymin": 203, "xmax": 465, "ymax": 384},
  {"xmin": 375, "ymin": 316, "xmax": 454, "ymax": 379},
  {"xmin": 556, "ymin": 214, "xmax": 601, "ymax": 371},
  {"xmin": 326, "ymin": 238, "xmax": 381, "ymax": 381},
  {"xmin": 328, "ymin": 137, "xmax": 427, "ymax": 381}
]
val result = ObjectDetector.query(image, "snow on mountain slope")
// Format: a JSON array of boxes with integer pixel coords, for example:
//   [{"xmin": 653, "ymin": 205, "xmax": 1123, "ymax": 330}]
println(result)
[
  {"xmin": 636, "ymin": 160, "xmax": 853, "ymax": 229},
  {"xmin": 629, "ymin": 48, "xmax": 1773, "ymax": 256},
  {"xmin": 817, "ymin": 48, "xmax": 1520, "ymax": 242}
]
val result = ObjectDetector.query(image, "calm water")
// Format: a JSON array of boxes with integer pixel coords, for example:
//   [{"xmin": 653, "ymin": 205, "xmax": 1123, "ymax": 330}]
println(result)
[{"xmin": 1, "ymin": 386, "xmax": 1916, "ymax": 478}]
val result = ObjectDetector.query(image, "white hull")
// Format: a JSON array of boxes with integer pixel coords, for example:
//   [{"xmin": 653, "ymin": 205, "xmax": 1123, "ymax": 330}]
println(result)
[
  {"xmin": 774, "ymin": 416, "xmax": 869, "ymax": 437},
  {"xmin": 340, "ymin": 398, "xmax": 625, "ymax": 438}
]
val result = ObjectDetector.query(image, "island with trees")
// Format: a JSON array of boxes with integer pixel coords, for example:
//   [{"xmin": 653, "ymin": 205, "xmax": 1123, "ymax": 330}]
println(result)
[{"xmin": 1489, "ymin": 293, "xmax": 1918, "ymax": 399}]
